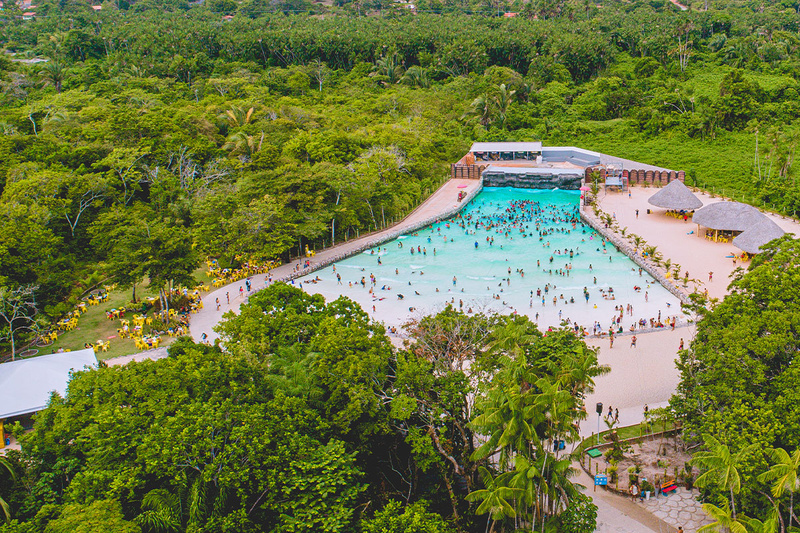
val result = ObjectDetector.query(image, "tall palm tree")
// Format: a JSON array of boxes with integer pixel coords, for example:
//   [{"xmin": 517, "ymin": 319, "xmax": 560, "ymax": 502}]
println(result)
[
  {"xmin": 0, "ymin": 456, "xmax": 16, "ymax": 522},
  {"xmin": 739, "ymin": 511, "xmax": 780, "ymax": 533},
  {"xmin": 374, "ymin": 53, "xmax": 405, "ymax": 85},
  {"xmin": 495, "ymin": 83, "xmax": 516, "ymax": 130},
  {"xmin": 466, "ymin": 467, "xmax": 517, "ymax": 533},
  {"xmin": 692, "ymin": 435, "xmax": 757, "ymax": 521},
  {"xmin": 468, "ymin": 93, "xmax": 493, "ymax": 127},
  {"xmin": 697, "ymin": 501, "xmax": 748, "ymax": 533},
  {"xmin": 509, "ymin": 455, "xmax": 541, "ymax": 530},
  {"xmin": 39, "ymin": 61, "xmax": 68, "ymax": 93},
  {"xmin": 400, "ymin": 65, "xmax": 431, "ymax": 88},
  {"xmin": 550, "ymin": 349, "xmax": 609, "ymax": 400},
  {"xmin": 758, "ymin": 447, "xmax": 800, "ymax": 527},
  {"xmin": 471, "ymin": 386, "xmax": 535, "ymax": 470},
  {"xmin": 487, "ymin": 318, "xmax": 538, "ymax": 359},
  {"xmin": 219, "ymin": 105, "xmax": 255, "ymax": 129}
]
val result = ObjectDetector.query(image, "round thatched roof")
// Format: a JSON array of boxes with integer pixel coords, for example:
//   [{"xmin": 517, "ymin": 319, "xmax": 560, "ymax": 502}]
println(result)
[
  {"xmin": 647, "ymin": 180, "xmax": 703, "ymax": 210},
  {"xmin": 692, "ymin": 201, "xmax": 767, "ymax": 231},
  {"xmin": 732, "ymin": 218, "xmax": 786, "ymax": 254}
]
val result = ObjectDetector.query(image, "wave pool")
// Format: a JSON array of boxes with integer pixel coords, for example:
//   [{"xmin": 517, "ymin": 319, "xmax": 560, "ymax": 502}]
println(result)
[{"xmin": 296, "ymin": 187, "xmax": 680, "ymax": 332}]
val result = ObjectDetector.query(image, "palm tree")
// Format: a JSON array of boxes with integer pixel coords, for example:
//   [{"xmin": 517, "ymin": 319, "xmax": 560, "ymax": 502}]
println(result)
[
  {"xmin": 495, "ymin": 83, "xmax": 516, "ymax": 130},
  {"xmin": 0, "ymin": 456, "xmax": 16, "ymax": 522},
  {"xmin": 692, "ymin": 435, "xmax": 757, "ymax": 521},
  {"xmin": 468, "ymin": 93, "xmax": 493, "ymax": 127},
  {"xmin": 466, "ymin": 467, "xmax": 517, "ymax": 533},
  {"xmin": 374, "ymin": 53, "xmax": 405, "ymax": 85},
  {"xmin": 697, "ymin": 501, "xmax": 748, "ymax": 533},
  {"xmin": 39, "ymin": 61, "xmax": 68, "ymax": 93},
  {"xmin": 400, "ymin": 65, "xmax": 431, "ymax": 88},
  {"xmin": 551, "ymin": 349, "xmax": 609, "ymax": 401},
  {"xmin": 487, "ymin": 318, "xmax": 538, "ymax": 358},
  {"xmin": 471, "ymin": 386, "xmax": 535, "ymax": 470},
  {"xmin": 137, "ymin": 474, "xmax": 225, "ymax": 533},
  {"xmin": 739, "ymin": 511, "xmax": 780, "ymax": 533},
  {"xmin": 631, "ymin": 234, "xmax": 645, "ymax": 251},
  {"xmin": 758, "ymin": 447, "xmax": 800, "ymax": 527},
  {"xmin": 219, "ymin": 105, "xmax": 255, "ymax": 129},
  {"xmin": 510, "ymin": 454, "xmax": 549, "ymax": 531},
  {"xmin": 223, "ymin": 131, "xmax": 264, "ymax": 158}
]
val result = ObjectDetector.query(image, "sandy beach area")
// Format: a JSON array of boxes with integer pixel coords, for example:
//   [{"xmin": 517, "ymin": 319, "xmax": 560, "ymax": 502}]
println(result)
[
  {"xmin": 596, "ymin": 186, "xmax": 800, "ymax": 300},
  {"xmin": 576, "ymin": 185, "xmax": 800, "ymax": 436}
]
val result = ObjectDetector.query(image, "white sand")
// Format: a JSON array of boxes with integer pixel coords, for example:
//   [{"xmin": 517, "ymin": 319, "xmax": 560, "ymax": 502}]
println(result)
[{"xmin": 597, "ymin": 186, "xmax": 800, "ymax": 300}]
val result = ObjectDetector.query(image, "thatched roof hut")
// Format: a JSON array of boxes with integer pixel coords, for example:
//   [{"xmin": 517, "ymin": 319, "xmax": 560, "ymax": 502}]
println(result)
[
  {"xmin": 692, "ymin": 202, "xmax": 767, "ymax": 231},
  {"xmin": 647, "ymin": 180, "xmax": 703, "ymax": 210},
  {"xmin": 732, "ymin": 218, "xmax": 786, "ymax": 254}
]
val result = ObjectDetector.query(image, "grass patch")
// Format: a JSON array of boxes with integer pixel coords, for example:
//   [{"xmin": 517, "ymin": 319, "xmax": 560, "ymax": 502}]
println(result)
[
  {"xmin": 43, "ymin": 283, "xmax": 176, "ymax": 361},
  {"xmin": 578, "ymin": 420, "xmax": 679, "ymax": 455}
]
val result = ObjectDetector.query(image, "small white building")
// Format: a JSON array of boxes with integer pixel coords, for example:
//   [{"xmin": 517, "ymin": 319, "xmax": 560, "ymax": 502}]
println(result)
[{"xmin": 0, "ymin": 349, "xmax": 97, "ymax": 421}]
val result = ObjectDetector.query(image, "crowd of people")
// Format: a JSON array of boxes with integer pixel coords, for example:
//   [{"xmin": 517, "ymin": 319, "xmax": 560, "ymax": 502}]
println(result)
[{"xmin": 295, "ymin": 192, "xmax": 680, "ymax": 339}]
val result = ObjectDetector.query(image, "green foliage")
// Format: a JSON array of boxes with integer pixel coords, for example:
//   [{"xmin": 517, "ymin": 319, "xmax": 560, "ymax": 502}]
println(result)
[
  {"xmin": 45, "ymin": 500, "xmax": 140, "ymax": 533},
  {"xmin": 674, "ymin": 236, "xmax": 800, "ymax": 522},
  {"xmin": 555, "ymin": 492, "xmax": 598, "ymax": 533},
  {"xmin": 362, "ymin": 500, "xmax": 456, "ymax": 533}
]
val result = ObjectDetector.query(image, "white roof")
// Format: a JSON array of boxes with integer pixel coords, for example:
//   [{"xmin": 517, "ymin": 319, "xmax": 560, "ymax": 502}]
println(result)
[
  {"xmin": 470, "ymin": 142, "xmax": 542, "ymax": 153},
  {"xmin": 0, "ymin": 349, "xmax": 97, "ymax": 418}
]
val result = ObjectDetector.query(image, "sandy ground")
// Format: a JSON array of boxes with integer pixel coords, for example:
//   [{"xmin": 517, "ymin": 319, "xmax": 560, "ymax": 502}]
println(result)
[
  {"xmin": 580, "ymin": 327, "xmax": 690, "ymax": 438},
  {"xmin": 597, "ymin": 186, "xmax": 800, "ymax": 301}
]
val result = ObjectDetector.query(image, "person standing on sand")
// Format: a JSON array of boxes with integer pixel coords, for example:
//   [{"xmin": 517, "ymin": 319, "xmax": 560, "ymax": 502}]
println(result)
[
  {"xmin": 709, "ymin": 271, "xmax": 713, "ymax": 281},
  {"xmin": 679, "ymin": 338, "xmax": 684, "ymax": 350},
  {"xmin": 631, "ymin": 335, "xmax": 637, "ymax": 348},
  {"xmin": 614, "ymin": 408, "xmax": 619, "ymax": 423},
  {"xmin": 635, "ymin": 209, "xmax": 639, "ymax": 218}
]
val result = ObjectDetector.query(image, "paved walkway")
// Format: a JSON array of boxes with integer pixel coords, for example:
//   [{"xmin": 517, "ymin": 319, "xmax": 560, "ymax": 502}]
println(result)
[
  {"xmin": 189, "ymin": 179, "xmax": 482, "ymax": 343},
  {"xmin": 575, "ymin": 468, "xmax": 677, "ymax": 533},
  {"xmin": 105, "ymin": 347, "xmax": 169, "ymax": 366},
  {"xmin": 639, "ymin": 486, "xmax": 711, "ymax": 531}
]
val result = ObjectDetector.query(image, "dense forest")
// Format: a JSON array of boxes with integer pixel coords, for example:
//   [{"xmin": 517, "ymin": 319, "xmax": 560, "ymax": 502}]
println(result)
[
  {"xmin": 2, "ymin": 0, "xmax": 800, "ymax": 317},
  {"xmin": 0, "ymin": 285, "xmax": 606, "ymax": 532},
  {"xmin": 2, "ymin": 0, "xmax": 800, "ymax": 530}
]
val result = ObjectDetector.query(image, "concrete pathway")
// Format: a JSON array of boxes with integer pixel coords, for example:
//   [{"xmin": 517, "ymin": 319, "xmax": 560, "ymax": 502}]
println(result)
[{"xmin": 189, "ymin": 179, "xmax": 482, "ymax": 343}]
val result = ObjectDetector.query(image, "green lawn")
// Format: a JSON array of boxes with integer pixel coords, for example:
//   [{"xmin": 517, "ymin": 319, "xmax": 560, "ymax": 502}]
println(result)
[
  {"xmin": 34, "ymin": 268, "xmax": 214, "ymax": 361},
  {"xmin": 42, "ymin": 284, "xmax": 167, "ymax": 361},
  {"xmin": 578, "ymin": 420, "xmax": 677, "ymax": 454}
]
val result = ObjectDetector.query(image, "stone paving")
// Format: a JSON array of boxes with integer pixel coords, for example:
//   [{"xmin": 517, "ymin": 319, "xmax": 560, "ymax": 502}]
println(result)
[{"xmin": 638, "ymin": 486, "xmax": 712, "ymax": 532}]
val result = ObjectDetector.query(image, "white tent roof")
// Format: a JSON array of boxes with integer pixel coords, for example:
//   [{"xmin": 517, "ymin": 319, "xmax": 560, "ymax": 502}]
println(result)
[
  {"xmin": 470, "ymin": 142, "xmax": 542, "ymax": 153},
  {"xmin": 0, "ymin": 349, "xmax": 97, "ymax": 418}
]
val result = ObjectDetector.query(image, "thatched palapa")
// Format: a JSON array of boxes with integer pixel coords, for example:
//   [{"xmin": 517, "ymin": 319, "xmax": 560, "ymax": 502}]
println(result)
[
  {"xmin": 647, "ymin": 180, "xmax": 703, "ymax": 210},
  {"xmin": 732, "ymin": 218, "xmax": 786, "ymax": 254},
  {"xmin": 692, "ymin": 201, "xmax": 767, "ymax": 231}
]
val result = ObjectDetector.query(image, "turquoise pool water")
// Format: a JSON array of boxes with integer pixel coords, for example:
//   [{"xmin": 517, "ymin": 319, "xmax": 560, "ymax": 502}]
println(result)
[{"xmin": 297, "ymin": 187, "xmax": 680, "ymax": 331}]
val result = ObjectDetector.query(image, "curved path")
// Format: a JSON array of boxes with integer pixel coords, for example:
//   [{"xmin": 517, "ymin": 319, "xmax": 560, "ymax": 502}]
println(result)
[{"xmin": 189, "ymin": 179, "xmax": 482, "ymax": 343}]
